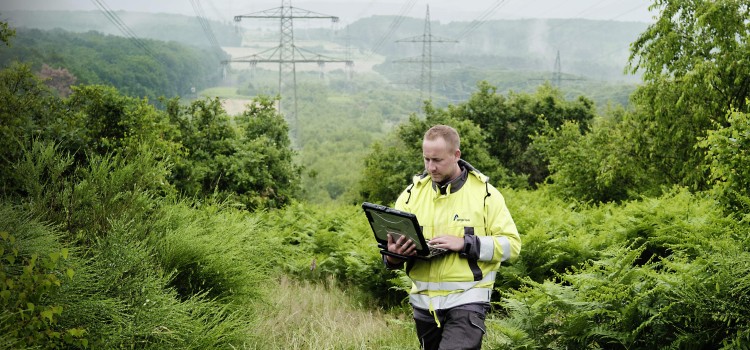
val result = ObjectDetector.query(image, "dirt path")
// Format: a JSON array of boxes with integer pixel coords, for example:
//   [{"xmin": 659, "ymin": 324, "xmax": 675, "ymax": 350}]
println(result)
[{"xmin": 221, "ymin": 98, "xmax": 253, "ymax": 116}]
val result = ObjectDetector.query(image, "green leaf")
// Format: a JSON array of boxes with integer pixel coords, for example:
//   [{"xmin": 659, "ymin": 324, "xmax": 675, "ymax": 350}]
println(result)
[
  {"xmin": 41, "ymin": 309, "xmax": 54, "ymax": 323},
  {"xmin": 67, "ymin": 327, "xmax": 86, "ymax": 337},
  {"xmin": 66, "ymin": 268, "xmax": 75, "ymax": 280}
]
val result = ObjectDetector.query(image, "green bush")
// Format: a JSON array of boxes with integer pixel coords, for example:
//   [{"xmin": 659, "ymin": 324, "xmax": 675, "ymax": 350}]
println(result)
[
  {"xmin": 79, "ymin": 218, "xmax": 251, "ymax": 349},
  {"xmin": 450, "ymin": 81, "xmax": 596, "ymax": 186},
  {"xmin": 699, "ymin": 108, "xmax": 750, "ymax": 214},
  {"xmin": 9, "ymin": 140, "xmax": 170, "ymax": 247},
  {"xmin": 494, "ymin": 188, "xmax": 750, "ymax": 349},
  {"xmin": 531, "ymin": 112, "xmax": 660, "ymax": 203},
  {"xmin": 0, "ymin": 231, "xmax": 88, "ymax": 348},
  {"xmin": 150, "ymin": 201, "xmax": 283, "ymax": 304},
  {"xmin": 0, "ymin": 209, "xmax": 86, "ymax": 349},
  {"xmin": 167, "ymin": 96, "xmax": 302, "ymax": 210}
]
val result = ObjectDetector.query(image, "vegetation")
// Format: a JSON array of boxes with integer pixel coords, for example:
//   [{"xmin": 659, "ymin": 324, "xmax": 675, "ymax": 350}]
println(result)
[
  {"xmin": 0, "ymin": 28, "xmax": 226, "ymax": 101},
  {"xmin": 6, "ymin": 10, "xmax": 241, "ymax": 48},
  {"xmin": 2, "ymin": 1, "xmax": 750, "ymax": 348}
]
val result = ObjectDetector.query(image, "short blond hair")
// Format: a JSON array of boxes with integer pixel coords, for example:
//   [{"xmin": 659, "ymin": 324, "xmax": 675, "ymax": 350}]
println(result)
[{"xmin": 424, "ymin": 125, "xmax": 460, "ymax": 151}]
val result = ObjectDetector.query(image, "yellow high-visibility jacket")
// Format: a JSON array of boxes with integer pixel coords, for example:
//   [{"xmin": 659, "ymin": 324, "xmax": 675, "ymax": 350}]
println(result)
[{"xmin": 394, "ymin": 160, "xmax": 521, "ymax": 312}]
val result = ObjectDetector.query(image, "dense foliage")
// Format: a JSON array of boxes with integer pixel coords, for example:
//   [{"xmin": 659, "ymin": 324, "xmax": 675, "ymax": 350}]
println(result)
[
  {"xmin": 449, "ymin": 81, "xmax": 596, "ymax": 186},
  {"xmin": 488, "ymin": 188, "xmax": 750, "ymax": 349},
  {"xmin": 0, "ymin": 28, "xmax": 226, "ymax": 101},
  {"xmin": 0, "ymin": 61, "xmax": 298, "ymax": 211},
  {"xmin": 167, "ymin": 95, "xmax": 302, "ymax": 209},
  {"xmin": 626, "ymin": 0, "xmax": 750, "ymax": 191},
  {"xmin": 699, "ymin": 108, "xmax": 750, "ymax": 214}
]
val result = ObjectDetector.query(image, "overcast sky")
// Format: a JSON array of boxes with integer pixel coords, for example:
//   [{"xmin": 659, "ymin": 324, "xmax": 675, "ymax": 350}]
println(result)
[{"xmin": 2, "ymin": 0, "xmax": 656, "ymax": 24}]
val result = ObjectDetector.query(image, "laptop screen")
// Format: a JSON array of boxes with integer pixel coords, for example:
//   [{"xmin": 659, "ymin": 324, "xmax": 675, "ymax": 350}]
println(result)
[{"xmin": 362, "ymin": 202, "xmax": 430, "ymax": 255}]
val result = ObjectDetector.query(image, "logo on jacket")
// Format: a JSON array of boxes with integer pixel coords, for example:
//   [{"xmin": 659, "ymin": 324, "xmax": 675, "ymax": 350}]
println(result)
[{"xmin": 453, "ymin": 214, "xmax": 470, "ymax": 222}]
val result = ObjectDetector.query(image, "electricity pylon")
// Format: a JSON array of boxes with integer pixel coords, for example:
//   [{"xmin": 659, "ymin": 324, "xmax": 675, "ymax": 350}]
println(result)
[
  {"xmin": 394, "ymin": 5, "xmax": 457, "ymax": 103},
  {"xmin": 224, "ymin": 0, "xmax": 352, "ymax": 139},
  {"xmin": 532, "ymin": 50, "xmax": 583, "ymax": 88},
  {"xmin": 553, "ymin": 49, "xmax": 563, "ymax": 87}
]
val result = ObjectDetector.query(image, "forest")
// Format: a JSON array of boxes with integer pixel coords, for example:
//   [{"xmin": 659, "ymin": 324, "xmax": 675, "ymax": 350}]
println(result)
[{"xmin": 1, "ymin": 1, "xmax": 750, "ymax": 349}]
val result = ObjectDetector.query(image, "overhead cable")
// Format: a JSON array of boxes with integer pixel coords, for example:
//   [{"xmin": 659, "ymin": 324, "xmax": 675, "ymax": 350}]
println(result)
[
  {"xmin": 189, "ymin": 0, "xmax": 224, "ymax": 54},
  {"xmin": 455, "ymin": 0, "xmax": 509, "ymax": 41},
  {"xmin": 369, "ymin": 0, "xmax": 417, "ymax": 54},
  {"xmin": 90, "ymin": 0, "xmax": 160, "ymax": 61}
]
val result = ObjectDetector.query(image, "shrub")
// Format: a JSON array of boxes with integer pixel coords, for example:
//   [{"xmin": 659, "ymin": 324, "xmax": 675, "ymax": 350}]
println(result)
[
  {"xmin": 0, "ymin": 209, "xmax": 86, "ymax": 349},
  {"xmin": 699, "ymin": 108, "xmax": 750, "ymax": 214},
  {"xmin": 150, "ymin": 201, "xmax": 281, "ymax": 304},
  {"xmin": 531, "ymin": 113, "xmax": 660, "ymax": 203},
  {"xmin": 494, "ymin": 189, "xmax": 750, "ymax": 349}
]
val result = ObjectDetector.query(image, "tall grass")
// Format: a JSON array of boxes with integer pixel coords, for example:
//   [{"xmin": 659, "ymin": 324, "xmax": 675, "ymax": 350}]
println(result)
[{"xmin": 243, "ymin": 275, "xmax": 417, "ymax": 350}]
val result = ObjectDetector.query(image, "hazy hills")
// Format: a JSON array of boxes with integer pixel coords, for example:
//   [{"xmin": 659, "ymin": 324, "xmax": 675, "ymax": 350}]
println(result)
[{"xmin": 4, "ymin": 10, "xmax": 648, "ymax": 108}]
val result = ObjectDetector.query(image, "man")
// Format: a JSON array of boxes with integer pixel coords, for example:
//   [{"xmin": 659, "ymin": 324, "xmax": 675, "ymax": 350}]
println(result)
[{"xmin": 384, "ymin": 124, "xmax": 521, "ymax": 350}]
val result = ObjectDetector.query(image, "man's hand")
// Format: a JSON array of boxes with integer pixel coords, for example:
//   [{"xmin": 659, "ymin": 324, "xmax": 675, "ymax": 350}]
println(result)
[
  {"xmin": 386, "ymin": 232, "xmax": 417, "ymax": 264},
  {"xmin": 428, "ymin": 235, "xmax": 464, "ymax": 252}
]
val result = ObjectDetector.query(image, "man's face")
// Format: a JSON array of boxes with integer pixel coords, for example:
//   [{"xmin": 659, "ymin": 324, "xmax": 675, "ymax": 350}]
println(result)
[{"xmin": 423, "ymin": 137, "xmax": 459, "ymax": 183}]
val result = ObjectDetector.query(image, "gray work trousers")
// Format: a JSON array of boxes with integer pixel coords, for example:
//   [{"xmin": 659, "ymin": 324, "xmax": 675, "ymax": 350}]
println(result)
[{"xmin": 414, "ymin": 307, "xmax": 487, "ymax": 350}]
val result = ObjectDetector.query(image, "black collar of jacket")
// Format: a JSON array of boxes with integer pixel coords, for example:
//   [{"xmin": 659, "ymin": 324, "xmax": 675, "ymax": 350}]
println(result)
[{"xmin": 432, "ymin": 161, "xmax": 469, "ymax": 195}]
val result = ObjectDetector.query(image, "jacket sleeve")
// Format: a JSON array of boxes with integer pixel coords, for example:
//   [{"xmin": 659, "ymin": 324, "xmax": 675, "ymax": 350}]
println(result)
[
  {"xmin": 380, "ymin": 185, "xmax": 414, "ymax": 269},
  {"xmin": 473, "ymin": 186, "xmax": 521, "ymax": 263}
]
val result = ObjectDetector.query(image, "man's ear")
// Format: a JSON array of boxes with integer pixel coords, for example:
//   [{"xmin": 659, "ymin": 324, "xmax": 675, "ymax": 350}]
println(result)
[{"xmin": 455, "ymin": 149, "xmax": 461, "ymax": 159}]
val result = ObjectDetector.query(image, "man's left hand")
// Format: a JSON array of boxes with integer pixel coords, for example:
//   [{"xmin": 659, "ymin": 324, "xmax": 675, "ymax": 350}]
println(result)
[{"xmin": 428, "ymin": 236, "xmax": 464, "ymax": 252}]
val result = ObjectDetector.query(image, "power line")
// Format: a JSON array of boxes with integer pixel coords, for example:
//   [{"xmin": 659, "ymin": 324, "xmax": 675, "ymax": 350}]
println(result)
[
  {"xmin": 90, "ymin": 0, "xmax": 159, "ymax": 61},
  {"xmin": 189, "ymin": 0, "xmax": 223, "ymax": 54},
  {"xmin": 369, "ymin": 0, "xmax": 417, "ymax": 54},
  {"xmin": 455, "ymin": 0, "xmax": 509, "ymax": 41}
]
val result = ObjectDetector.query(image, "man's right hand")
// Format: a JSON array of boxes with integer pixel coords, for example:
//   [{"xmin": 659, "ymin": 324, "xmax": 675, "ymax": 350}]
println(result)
[{"xmin": 386, "ymin": 232, "xmax": 417, "ymax": 264}]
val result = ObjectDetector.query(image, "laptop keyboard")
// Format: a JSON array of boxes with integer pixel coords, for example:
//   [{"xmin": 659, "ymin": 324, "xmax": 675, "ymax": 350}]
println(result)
[{"xmin": 427, "ymin": 243, "xmax": 448, "ymax": 257}]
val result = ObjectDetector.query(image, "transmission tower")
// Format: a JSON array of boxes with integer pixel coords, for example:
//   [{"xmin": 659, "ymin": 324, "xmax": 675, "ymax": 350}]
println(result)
[
  {"xmin": 225, "ymin": 0, "xmax": 352, "ymax": 138},
  {"xmin": 394, "ymin": 5, "xmax": 457, "ymax": 103},
  {"xmin": 553, "ymin": 49, "xmax": 562, "ymax": 87},
  {"xmin": 531, "ymin": 50, "xmax": 583, "ymax": 88}
]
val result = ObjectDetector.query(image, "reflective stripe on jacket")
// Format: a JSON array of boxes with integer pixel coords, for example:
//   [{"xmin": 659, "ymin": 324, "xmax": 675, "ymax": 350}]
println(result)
[{"xmin": 394, "ymin": 160, "xmax": 521, "ymax": 311}]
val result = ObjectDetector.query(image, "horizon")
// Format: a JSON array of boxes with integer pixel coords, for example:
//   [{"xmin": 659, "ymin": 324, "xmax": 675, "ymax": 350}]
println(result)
[{"xmin": 2, "ymin": 0, "xmax": 656, "ymax": 26}]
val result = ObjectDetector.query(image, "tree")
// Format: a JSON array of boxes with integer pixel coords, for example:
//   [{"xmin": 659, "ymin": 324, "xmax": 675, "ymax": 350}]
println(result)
[
  {"xmin": 531, "ymin": 108, "xmax": 661, "ymax": 203},
  {"xmin": 37, "ymin": 64, "xmax": 77, "ymax": 97},
  {"xmin": 699, "ymin": 108, "xmax": 750, "ymax": 214},
  {"xmin": 626, "ymin": 0, "xmax": 750, "ymax": 189},
  {"xmin": 235, "ymin": 95, "xmax": 302, "ymax": 209},
  {"xmin": 0, "ymin": 63, "xmax": 63, "ymax": 194},
  {"xmin": 448, "ymin": 81, "xmax": 595, "ymax": 186},
  {"xmin": 0, "ymin": 18, "xmax": 14, "ymax": 46},
  {"xmin": 0, "ymin": 28, "xmax": 226, "ymax": 102},
  {"xmin": 64, "ymin": 84, "xmax": 179, "ymax": 159},
  {"xmin": 167, "ymin": 96, "xmax": 301, "ymax": 210}
]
